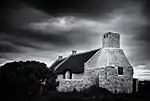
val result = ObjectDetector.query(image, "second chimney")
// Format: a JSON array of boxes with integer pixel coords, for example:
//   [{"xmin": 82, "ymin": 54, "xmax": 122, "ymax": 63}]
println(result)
[
  {"xmin": 58, "ymin": 56, "xmax": 63, "ymax": 60},
  {"xmin": 72, "ymin": 50, "xmax": 77, "ymax": 55}
]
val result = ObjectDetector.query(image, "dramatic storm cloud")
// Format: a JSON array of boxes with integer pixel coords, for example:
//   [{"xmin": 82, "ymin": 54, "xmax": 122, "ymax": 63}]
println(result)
[{"xmin": 0, "ymin": 0, "xmax": 150, "ymax": 80}]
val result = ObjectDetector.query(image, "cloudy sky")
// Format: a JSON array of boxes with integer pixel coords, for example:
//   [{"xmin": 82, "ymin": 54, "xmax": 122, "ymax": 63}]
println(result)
[{"xmin": 0, "ymin": 0, "xmax": 150, "ymax": 80}]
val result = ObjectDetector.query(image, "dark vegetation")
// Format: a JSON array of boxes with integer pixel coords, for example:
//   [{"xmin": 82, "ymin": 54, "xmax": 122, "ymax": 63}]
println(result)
[
  {"xmin": 0, "ymin": 61, "xmax": 58, "ymax": 101},
  {"xmin": 33, "ymin": 84, "xmax": 150, "ymax": 101},
  {"xmin": 0, "ymin": 61, "xmax": 150, "ymax": 101}
]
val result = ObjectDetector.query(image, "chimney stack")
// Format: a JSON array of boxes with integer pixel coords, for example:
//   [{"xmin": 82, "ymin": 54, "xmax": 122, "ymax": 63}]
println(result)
[
  {"xmin": 102, "ymin": 32, "xmax": 120, "ymax": 48},
  {"xmin": 72, "ymin": 50, "xmax": 77, "ymax": 55},
  {"xmin": 58, "ymin": 56, "xmax": 63, "ymax": 60}
]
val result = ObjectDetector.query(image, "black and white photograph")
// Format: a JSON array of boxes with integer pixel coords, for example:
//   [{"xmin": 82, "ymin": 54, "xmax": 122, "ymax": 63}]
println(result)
[{"xmin": 0, "ymin": 0, "xmax": 150, "ymax": 101}]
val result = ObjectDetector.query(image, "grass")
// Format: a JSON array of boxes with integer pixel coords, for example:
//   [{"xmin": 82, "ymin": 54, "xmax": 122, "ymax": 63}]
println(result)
[{"xmin": 32, "ymin": 86, "xmax": 150, "ymax": 101}]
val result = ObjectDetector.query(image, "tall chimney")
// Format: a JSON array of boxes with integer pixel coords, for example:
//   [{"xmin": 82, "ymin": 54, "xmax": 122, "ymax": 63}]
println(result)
[
  {"xmin": 102, "ymin": 32, "xmax": 120, "ymax": 48},
  {"xmin": 72, "ymin": 50, "xmax": 77, "ymax": 55},
  {"xmin": 58, "ymin": 56, "xmax": 63, "ymax": 60}
]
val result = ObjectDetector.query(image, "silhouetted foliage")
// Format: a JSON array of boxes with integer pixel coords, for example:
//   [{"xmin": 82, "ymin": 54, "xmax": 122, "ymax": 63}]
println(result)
[
  {"xmin": 32, "ymin": 83, "xmax": 150, "ymax": 101},
  {"xmin": 0, "ymin": 61, "xmax": 58, "ymax": 101},
  {"xmin": 136, "ymin": 80, "xmax": 150, "ymax": 98},
  {"xmin": 82, "ymin": 85, "xmax": 111, "ymax": 94}
]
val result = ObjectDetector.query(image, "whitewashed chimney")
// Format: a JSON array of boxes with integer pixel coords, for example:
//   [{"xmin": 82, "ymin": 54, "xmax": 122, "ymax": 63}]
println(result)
[
  {"xmin": 72, "ymin": 50, "xmax": 77, "ymax": 55},
  {"xmin": 58, "ymin": 56, "xmax": 63, "ymax": 60}
]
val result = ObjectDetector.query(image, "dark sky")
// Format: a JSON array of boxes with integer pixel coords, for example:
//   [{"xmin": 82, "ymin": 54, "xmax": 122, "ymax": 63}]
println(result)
[{"xmin": 0, "ymin": 0, "xmax": 150, "ymax": 80}]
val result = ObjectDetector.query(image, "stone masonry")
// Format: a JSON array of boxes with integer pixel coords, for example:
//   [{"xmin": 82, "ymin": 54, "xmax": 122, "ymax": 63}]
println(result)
[{"xmin": 55, "ymin": 32, "xmax": 134, "ymax": 94}]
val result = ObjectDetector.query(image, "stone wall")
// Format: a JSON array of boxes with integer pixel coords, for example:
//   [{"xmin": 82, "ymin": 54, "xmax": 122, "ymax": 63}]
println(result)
[
  {"xmin": 98, "ymin": 66, "xmax": 133, "ymax": 93},
  {"xmin": 58, "ymin": 74, "xmax": 63, "ymax": 79},
  {"xmin": 57, "ymin": 66, "xmax": 133, "ymax": 93},
  {"xmin": 57, "ymin": 79, "xmax": 91, "ymax": 92},
  {"xmin": 84, "ymin": 66, "xmax": 133, "ymax": 93},
  {"xmin": 57, "ymin": 68, "xmax": 102, "ymax": 92},
  {"xmin": 84, "ymin": 67, "xmax": 102, "ymax": 85},
  {"xmin": 72, "ymin": 73, "xmax": 84, "ymax": 79}
]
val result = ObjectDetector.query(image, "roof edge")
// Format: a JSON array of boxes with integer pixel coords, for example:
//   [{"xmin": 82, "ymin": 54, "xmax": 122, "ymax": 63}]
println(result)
[
  {"xmin": 69, "ymin": 48, "xmax": 101, "ymax": 57},
  {"xmin": 52, "ymin": 48, "xmax": 101, "ymax": 71},
  {"xmin": 49, "ymin": 59, "xmax": 60, "ymax": 69},
  {"xmin": 54, "ymin": 55, "xmax": 71, "ymax": 71},
  {"xmin": 84, "ymin": 48, "xmax": 102, "ymax": 67}
]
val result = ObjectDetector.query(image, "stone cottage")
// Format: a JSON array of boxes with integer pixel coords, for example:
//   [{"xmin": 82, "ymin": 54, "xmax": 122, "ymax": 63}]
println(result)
[{"xmin": 50, "ymin": 32, "xmax": 135, "ymax": 94}]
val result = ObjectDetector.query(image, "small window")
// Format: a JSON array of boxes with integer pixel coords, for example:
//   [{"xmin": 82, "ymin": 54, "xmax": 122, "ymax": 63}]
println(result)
[
  {"xmin": 64, "ymin": 70, "xmax": 72, "ymax": 79},
  {"xmin": 104, "ymin": 35, "xmax": 106, "ymax": 38},
  {"xmin": 118, "ymin": 67, "xmax": 123, "ymax": 75}
]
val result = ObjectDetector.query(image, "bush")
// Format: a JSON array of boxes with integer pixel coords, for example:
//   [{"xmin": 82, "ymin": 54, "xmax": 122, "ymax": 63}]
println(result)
[{"xmin": 0, "ymin": 60, "xmax": 58, "ymax": 101}]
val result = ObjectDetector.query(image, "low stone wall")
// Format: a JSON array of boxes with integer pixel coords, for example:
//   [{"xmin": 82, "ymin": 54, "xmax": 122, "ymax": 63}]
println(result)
[
  {"xmin": 72, "ymin": 73, "xmax": 84, "ymax": 79},
  {"xmin": 57, "ymin": 67, "xmax": 105, "ymax": 92},
  {"xmin": 57, "ymin": 79, "xmax": 91, "ymax": 92}
]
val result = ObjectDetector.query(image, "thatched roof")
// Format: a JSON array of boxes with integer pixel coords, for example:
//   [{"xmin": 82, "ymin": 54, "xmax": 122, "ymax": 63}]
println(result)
[
  {"xmin": 50, "ymin": 58, "xmax": 66, "ymax": 71},
  {"xmin": 50, "ymin": 49, "xmax": 100, "ymax": 74}
]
